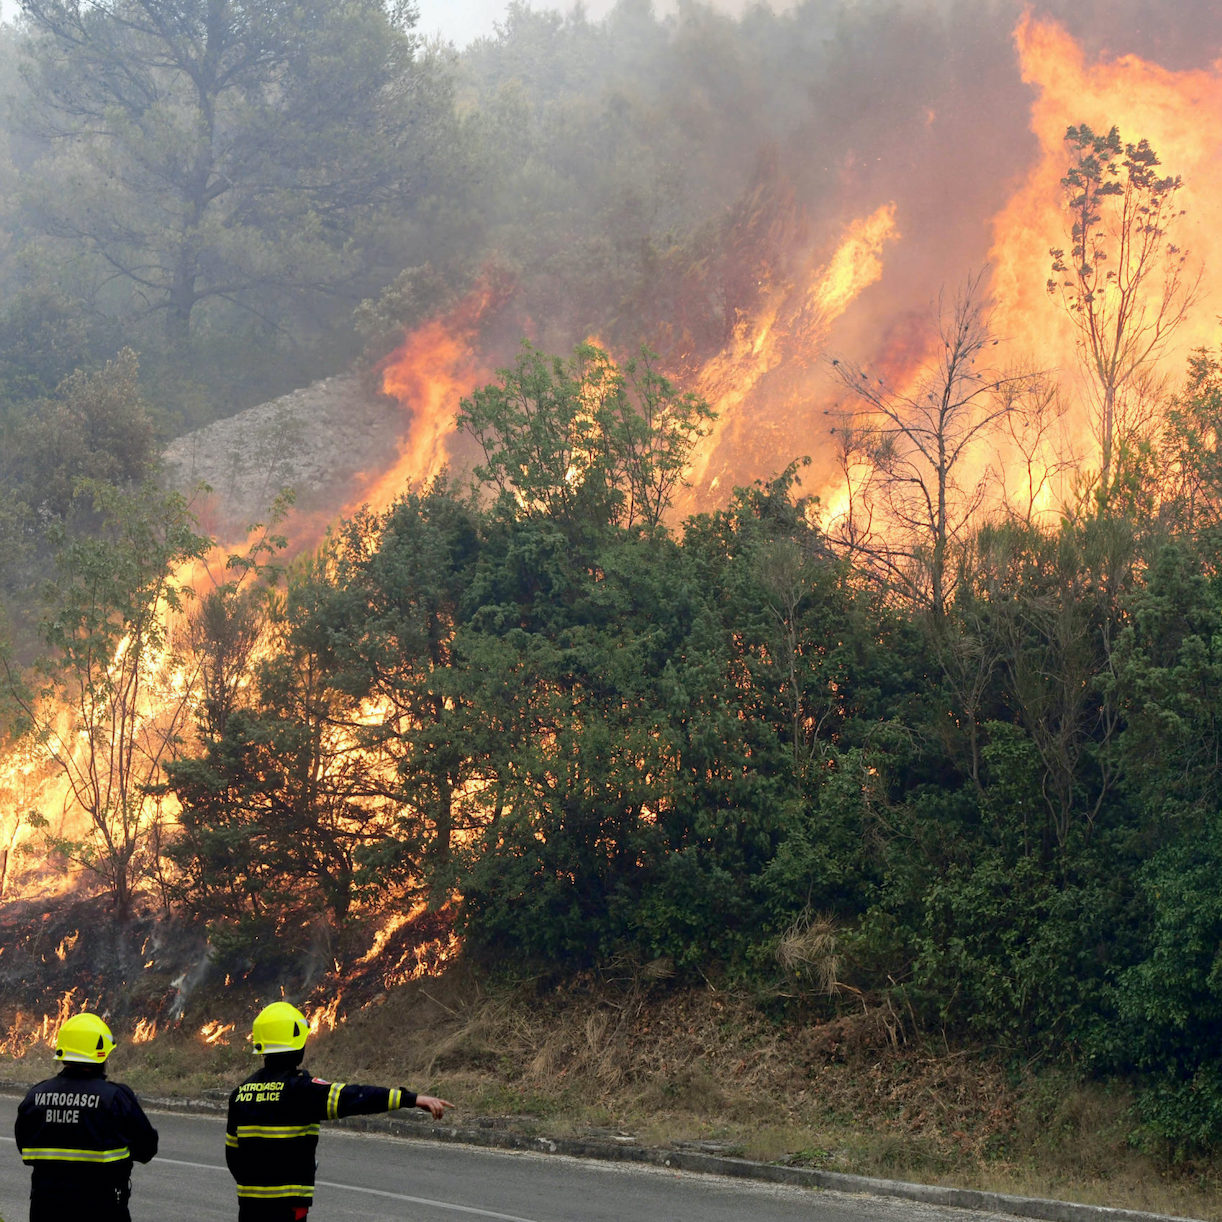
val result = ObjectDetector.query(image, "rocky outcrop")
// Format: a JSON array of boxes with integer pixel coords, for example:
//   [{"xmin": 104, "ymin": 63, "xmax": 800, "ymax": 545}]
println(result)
[{"xmin": 161, "ymin": 374, "xmax": 406, "ymax": 545}]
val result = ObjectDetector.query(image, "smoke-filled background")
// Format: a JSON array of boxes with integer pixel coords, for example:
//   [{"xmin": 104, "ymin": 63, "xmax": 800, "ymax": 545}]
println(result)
[
  {"xmin": 342, "ymin": 0, "xmax": 1222, "ymax": 534},
  {"xmin": 7, "ymin": 0, "xmax": 1222, "ymax": 534}
]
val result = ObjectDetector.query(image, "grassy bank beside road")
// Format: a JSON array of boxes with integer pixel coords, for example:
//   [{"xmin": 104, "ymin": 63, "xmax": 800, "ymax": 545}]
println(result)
[{"xmin": 3, "ymin": 968, "xmax": 1218, "ymax": 1221}]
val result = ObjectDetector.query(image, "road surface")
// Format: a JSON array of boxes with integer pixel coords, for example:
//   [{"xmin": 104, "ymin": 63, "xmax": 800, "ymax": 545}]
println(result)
[{"xmin": 0, "ymin": 1100, "xmax": 1032, "ymax": 1222}]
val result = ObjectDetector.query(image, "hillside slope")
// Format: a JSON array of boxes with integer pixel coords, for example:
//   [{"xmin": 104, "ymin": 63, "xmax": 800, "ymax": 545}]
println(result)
[{"xmin": 0, "ymin": 899, "xmax": 1218, "ymax": 1219}]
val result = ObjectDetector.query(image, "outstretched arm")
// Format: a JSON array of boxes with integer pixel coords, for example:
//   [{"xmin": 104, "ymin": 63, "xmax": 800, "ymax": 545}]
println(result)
[{"xmin": 308, "ymin": 1079, "xmax": 454, "ymax": 1122}]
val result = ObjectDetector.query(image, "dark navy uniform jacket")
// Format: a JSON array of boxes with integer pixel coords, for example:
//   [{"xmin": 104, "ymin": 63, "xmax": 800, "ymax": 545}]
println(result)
[
  {"xmin": 226, "ymin": 1063, "xmax": 415, "ymax": 1210},
  {"xmin": 14, "ymin": 1064, "xmax": 159, "ymax": 1222}
]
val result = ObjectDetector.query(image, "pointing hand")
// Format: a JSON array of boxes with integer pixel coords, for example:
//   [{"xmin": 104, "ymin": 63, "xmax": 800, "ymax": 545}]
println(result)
[{"xmin": 416, "ymin": 1094, "xmax": 453, "ymax": 1120}]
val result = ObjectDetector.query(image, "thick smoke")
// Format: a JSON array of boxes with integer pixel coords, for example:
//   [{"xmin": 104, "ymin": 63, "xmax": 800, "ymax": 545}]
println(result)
[
  {"xmin": 392, "ymin": 0, "xmax": 1222, "ymax": 515},
  {"xmin": 460, "ymin": 0, "xmax": 1222, "ymax": 507}
]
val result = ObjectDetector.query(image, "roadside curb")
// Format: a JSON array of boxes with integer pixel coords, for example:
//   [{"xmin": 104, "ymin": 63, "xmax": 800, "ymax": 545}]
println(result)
[{"xmin": 129, "ymin": 1091, "xmax": 1203, "ymax": 1222}]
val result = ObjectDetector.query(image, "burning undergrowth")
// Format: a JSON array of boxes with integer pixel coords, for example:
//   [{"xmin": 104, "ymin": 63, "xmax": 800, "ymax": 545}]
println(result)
[
  {"xmin": 0, "ymin": 897, "xmax": 459, "ymax": 1067},
  {"xmin": 0, "ymin": 898, "xmax": 182, "ymax": 1059}
]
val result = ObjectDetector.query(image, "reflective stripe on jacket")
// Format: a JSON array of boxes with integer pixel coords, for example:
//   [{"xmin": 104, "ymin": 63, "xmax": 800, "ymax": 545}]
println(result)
[
  {"xmin": 225, "ymin": 1066, "xmax": 413, "ymax": 1206},
  {"xmin": 14, "ymin": 1068, "xmax": 159, "ymax": 1217}
]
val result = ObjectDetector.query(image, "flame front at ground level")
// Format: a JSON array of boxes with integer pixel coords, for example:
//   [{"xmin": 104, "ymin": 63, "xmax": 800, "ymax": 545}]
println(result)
[{"xmin": 199, "ymin": 1020, "xmax": 235, "ymax": 1046}]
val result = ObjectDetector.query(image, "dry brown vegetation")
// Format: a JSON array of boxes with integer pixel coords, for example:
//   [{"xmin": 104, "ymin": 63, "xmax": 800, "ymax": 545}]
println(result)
[
  {"xmin": 0, "ymin": 902, "xmax": 1218, "ymax": 1220},
  {"xmin": 4, "ymin": 961, "xmax": 1217, "ymax": 1221}
]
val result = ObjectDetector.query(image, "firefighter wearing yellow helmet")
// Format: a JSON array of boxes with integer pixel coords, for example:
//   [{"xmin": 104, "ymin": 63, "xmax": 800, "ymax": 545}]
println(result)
[
  {"xmin": 14, "ymin": 1011, "xmax": 159, "ymax": 1222},
  {"xmin": 225, "ymin": 1001, "xmax": 453, "ymax": 1221}
]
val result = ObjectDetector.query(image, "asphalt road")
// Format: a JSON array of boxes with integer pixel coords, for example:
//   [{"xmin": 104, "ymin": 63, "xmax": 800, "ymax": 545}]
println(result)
[{"xmin": 0, "ymin": 1102, "xmax": 1035, "ymax": 1222}]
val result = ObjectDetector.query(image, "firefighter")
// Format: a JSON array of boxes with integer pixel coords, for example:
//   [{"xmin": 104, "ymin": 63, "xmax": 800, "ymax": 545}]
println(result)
[
  {"xmin": 226, "ymin": 1000, "xmax": 453, "ymax": 1221},
  {"xmin": 14, "ymin": 1011, "xmax": 159, "ymax": 1222}
]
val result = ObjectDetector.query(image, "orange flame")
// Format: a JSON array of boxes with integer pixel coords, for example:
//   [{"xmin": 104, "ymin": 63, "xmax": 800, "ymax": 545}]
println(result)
[
  {"xmin": 357, "ymin": 280, "xmax": 506, "ymax": 518},
  {"xmin": 990, "ymin": 14, "xmax": 1222, "ymax": 467},
  {"xmin": 679, "ymin": 202, "xmax": 900, "ymax": 515},
  {"xmin": 199, "ymin": 1020, "xmax": 235, "ymax": 1046},
  {"xmin": 356, "ymin": 912, "xmax": 410, "ymax": 967},
  {"xmin": 304, "ymin": 993, "xmax": 343, "ymax": 1035},
  {"xmin": 383, "ymin": 928, "xmax": 461, "ymax": 987},
  {"xmin": 0, "ymin": 990, "xmax": 85, "ymax": 1059},
  {"xmin": 814, "ymin": 16, "xmax": 1222, "ymax": 533}
]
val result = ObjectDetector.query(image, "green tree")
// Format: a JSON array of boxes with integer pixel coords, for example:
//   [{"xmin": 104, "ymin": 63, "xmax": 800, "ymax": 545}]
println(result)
[
  {"xmin": 162, "ymin": 545, "xmax": 398, "ymax": 953},
  {"xmin": 956, "ymin": 516, "xmax": 1130, "ymax": 859},
  {"xmin": 2, "ymin": 479, "xmax": 209, "ymax": 917},
  {"xmin": 1109, "ymin": 539, "xmax": 1222, "ymax": 833},
  {"xmin": 1159, "ymin": 349, "xmax": 1222, "ymax": 536},
  {"xmin": 457, "ymin": 341, "xmax": 714, "ymax": 533},
  {"xmin": 0, "ymin": 287, "xmax": 121, "ymax": 406},
  {"xmin": 167, "ymin": 545, "xmax": 397, "ymax": 935},
  {"xmin": 0, "ymin": 349, "xmax": 157, "ymax": 652},
  {"xmin": 335, "ymin": 479, "xmax": 481, "ymax": 902},
  {"xmin": 1, "ymin": 348, "xmax": 155, "ymax": 525},
  {"xmin": 651, "ymin": 475, "xmax": 850, "ymax": 967},
  {"xmin": 450, "ymin": 514, "xmax": 685, "ymax": 965},
  {"xmin": 1111, "ymin": 820, "xmax": 1222, "ymax": 1153},
  {"xmin": 16, "ymin": 0, "xmax": 425, "ymax": 345}
]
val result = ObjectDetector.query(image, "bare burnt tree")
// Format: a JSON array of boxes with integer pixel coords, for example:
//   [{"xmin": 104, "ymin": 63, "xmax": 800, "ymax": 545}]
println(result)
[
  {"xmin": 826, "ymin": 273, "xmax": 1030, "ymax": 619},
  {"xmin": 994, "ymin": 371, "xmax": 1078, "ymax": 526}
]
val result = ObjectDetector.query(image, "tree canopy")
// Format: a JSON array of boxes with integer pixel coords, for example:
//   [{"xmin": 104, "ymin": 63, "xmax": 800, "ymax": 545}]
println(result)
[{"xmin": 14, "ymin": 0, "xmax": 427, "ymax": 345}]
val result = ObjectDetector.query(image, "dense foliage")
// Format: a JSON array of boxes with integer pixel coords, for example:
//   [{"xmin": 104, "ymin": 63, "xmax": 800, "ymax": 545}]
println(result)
[{"xmin": 8, "ymin": 333, "xmax": 1221, "ymax": 1156}]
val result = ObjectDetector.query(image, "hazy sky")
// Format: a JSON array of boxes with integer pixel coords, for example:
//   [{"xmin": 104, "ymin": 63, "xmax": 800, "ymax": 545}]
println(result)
[
  {"xmin": 418, "ymin": 0, "xmax": 621, "ymax": 45},
  {"xmin": 0, "ymin": 2, "xmax": 772, "ymax": 46},
  {"xmin": 419, "ymin": 0, "xmax": 782, "ymax": 44},
  {"xmin": 0, "ymin": 2, "xmax": 624, "ymax": 44}
]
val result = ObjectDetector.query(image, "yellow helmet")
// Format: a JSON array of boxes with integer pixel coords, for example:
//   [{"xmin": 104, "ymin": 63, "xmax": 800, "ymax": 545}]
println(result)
[
  {"xmin": 55, "ymin": 1012, "xmax": 116, "ymax": 1064},
  {"xmin": 251, "ymin": 1002, "xmax": 310, "ymax": 1054}
]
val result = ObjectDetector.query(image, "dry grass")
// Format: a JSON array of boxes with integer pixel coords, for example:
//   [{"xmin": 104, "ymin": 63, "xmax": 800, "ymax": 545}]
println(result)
[
  {"xmin": 3, "ymin": 960, "xmax": 1221, "ymax": 1221},
  {"xmin": 775, "ymin": 911, "xmax": 843, "ymax": 997},
  {"xmin": 314, "ymin": 970, "xmax": 1222, "ymax": 1221}
]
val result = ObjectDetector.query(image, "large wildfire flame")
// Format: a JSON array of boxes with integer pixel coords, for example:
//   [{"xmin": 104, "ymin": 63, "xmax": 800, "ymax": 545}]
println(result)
[
  {"xmin": 679, "ymin": 203, "xmax": 900, "ymax": 515},
  {"xmin": 989, "ymin": 14, "xmax": 1222, "ymax": 457},
  {"xmin": 359, "ymin": 280, "xmax": 505, "ymax": 521},
  {"xmin": 679, "ymin": 13, "xmax": 1222, "ymax": 525},
  {"xmin": 134, "ymin": 15, "xmax": 1222, "ymax": 568}
]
